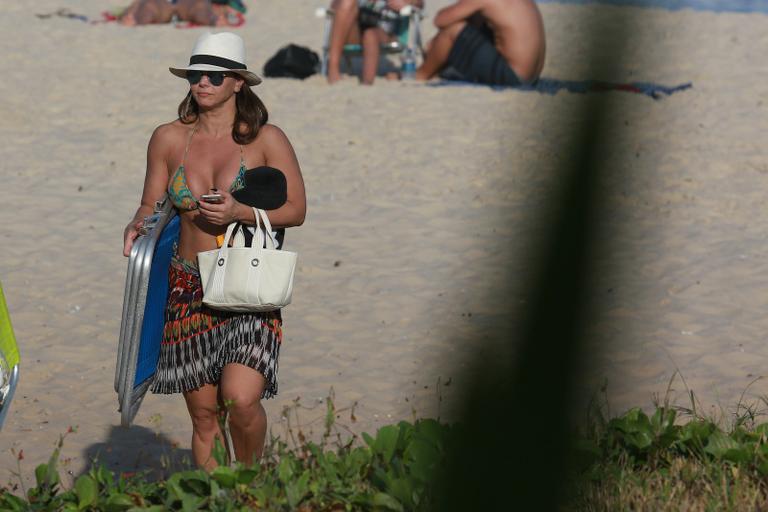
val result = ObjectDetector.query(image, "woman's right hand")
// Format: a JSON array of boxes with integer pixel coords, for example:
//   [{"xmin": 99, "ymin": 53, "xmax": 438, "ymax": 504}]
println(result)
[{"xmin": 123, "ymin": 218, "xmax": 144, "ymax": 257}]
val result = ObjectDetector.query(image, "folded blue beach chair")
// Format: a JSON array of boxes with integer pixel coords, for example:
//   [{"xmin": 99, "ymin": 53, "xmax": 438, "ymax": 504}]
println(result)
[{"xmin": 116, "ymin": 196, "xmax": 179, "ymax": 427}]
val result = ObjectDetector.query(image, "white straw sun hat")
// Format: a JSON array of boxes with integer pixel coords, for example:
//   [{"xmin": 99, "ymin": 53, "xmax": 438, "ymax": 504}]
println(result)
[{"xmin": 169, "ymin": 32, "xmax": 262, "ymax": 86}]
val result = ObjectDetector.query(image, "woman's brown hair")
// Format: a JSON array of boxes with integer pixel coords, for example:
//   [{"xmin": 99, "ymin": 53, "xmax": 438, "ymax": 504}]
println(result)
[{"xmin": 177, "ymin": 85, "xmax": 269, "ymax": 145}]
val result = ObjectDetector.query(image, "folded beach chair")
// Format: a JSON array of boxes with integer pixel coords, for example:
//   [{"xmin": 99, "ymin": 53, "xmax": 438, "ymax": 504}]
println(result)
[
  {"xmin": 316, "ymin": 4, "xmax": 424, "ymax": 76},
  {"xmin": 0, "ymin": 281, "xmax": 20, "ymax": 430},
  {"xmin": 116, "ymin": 196, "xmax": 179, "ymax": 427}
]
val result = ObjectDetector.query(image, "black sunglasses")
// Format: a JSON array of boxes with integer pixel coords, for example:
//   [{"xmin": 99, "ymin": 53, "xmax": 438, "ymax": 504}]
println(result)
[{"xmin": 186, "ymin": 70, "xmax": 233, "ymax": 86}]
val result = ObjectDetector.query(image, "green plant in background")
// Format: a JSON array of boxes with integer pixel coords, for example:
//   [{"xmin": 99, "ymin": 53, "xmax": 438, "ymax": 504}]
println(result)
[
  {"xmin": 0, "ymin": 395, "xmax": 451, "ymax": 511},
  {"xmin": 569, "ymin": 379, "xmax": 768, "ymax": 511},
  {"xmin": 11, "ymin": 385, "xmax": 768, "ymax": 511}
]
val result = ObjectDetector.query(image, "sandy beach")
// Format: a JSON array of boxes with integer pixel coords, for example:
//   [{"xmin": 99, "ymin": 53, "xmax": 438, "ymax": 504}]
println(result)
[{"xmin": 1, "ymin": 0, "xmax": 768, "ymax": 487}]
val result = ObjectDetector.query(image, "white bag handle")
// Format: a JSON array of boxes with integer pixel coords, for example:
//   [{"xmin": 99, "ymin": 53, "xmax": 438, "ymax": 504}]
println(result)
[
  {"xmin": 251, "ymin": 207, "xmax": 278, "ymax": 250},
  {"xmin": 208, "ymin": 221, "xmax": 240, "ymax": 299}
]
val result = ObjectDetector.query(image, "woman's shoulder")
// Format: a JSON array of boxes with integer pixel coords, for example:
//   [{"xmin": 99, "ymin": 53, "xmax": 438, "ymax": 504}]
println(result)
[
  {"xmin": 149, "ymin": 120, "xmax": 193, "ymax": 150},
  {"xmin": 152, "ymin": 120, "xmax": 192, "ymax": 141},
  {"xmin": 254, "ymin": 123, "xmax": 290, "ymax": 145}
]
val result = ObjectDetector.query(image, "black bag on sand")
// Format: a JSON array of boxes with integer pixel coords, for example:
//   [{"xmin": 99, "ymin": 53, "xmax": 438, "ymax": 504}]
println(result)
[{"xmin": 263, "ymin": 44, "xmax": 320, "ymax": 79}]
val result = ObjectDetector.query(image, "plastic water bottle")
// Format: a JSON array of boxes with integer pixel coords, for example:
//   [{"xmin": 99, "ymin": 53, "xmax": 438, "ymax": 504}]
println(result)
[{"xmin": 401, "ymin": 48, "xmax": 416, "ymax": 80}]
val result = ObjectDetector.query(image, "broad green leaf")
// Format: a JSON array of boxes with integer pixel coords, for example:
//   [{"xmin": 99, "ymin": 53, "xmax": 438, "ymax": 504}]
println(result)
[
  {"xmin": 212, "ymin": 466, "xmax": 237, "ymax": 489},
  {"xmin": 105, "ymin": 493, "xmax": 135, "ymax": 512},
  {"xmin": 43, "ymin": 436, "xmax": 63, "ymax": 489},
  {"xmin": 404, "ymin": 439, "xmax": 441, "ymax": 482},
  {"xmin": 211, "ymin": 437, "xmax": 229, "ymax": 467},
  {"xmin": 165, "ymin": 474, "xmax": 190, "ymax": 503},
  {"xmin": 180, "ymin": 494, "xmax": 205, "ymax": 512},
  {"xmin": 286, "ymin": 470, "xmax": 310, "ymax": 508},
  {"xmin": 74, "ymin": 475, "xmax": 98, "ymax": 509},
  {"xmin": 722, "ymin": 447, "xmax": 752, "ymax": 464},
  {"xmin": 678, "ymin": 420, "xmax": 716, "ymax": 445},
  {"xmin": 178, "ymin": 471, "xmax": 210, "ymax": 496},
  {"xmin": 362, "ymin": 432, "xmax": 375, "ymax": 448},
  {"xmin": 372, "ymin": 492, "xmax": 404, "ymax": 512},
  {"xmin": 414, "ymin": 419, "xmax": 445, "ymax": 447},
  {"xmin": 374, "ymin": 425, "xmax": 400, "ymax": 462},
  {"xmin": 325, "ymin": 396, "xmax": 336, "ymax": 433},
  {"xmin": 650, "ymin": 407, "xmax": 676, "ymax": 432},
  {"xmin": 236, "ymin": 468, "xmax": 259, "ymax": 485},
  {"xmin": 34, "ymin": 463, "xmax": 49, "ymax": 488},
  {"xmin": 0, "ymin": 494, "xmax": 27, "ymax": 512},
  {"xmin": 704, "ymin": 431, "xmax": 741, "ymax": 458},
  {"xmin": 383, "ymin": 475, "xmax": 416, "ymax": 508},
  {"xmin": 625, "ymin": 429, "xmax": 654, "ymax": 451},
  {"xmin": 278, "ymin": 458, "xmax": 295, "ymax": 483}
]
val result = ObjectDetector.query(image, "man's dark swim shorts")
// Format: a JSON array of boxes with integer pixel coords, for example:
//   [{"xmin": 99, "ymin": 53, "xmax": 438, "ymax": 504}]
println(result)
[{"xmin": 440, "ymin": 23, "xmax": 524, "ymax": 86}]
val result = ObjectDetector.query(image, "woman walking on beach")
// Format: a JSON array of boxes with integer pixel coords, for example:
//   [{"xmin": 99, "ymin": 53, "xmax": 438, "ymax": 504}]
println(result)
[{"xmin": 122, "ymin": 32, "xmax": 306, "ymax": 468}]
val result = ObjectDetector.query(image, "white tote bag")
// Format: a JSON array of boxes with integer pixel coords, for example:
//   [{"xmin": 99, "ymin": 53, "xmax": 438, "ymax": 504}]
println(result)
[{"xmin": 198, "ymin": 208, "xmax": 297, "ymax": 312}]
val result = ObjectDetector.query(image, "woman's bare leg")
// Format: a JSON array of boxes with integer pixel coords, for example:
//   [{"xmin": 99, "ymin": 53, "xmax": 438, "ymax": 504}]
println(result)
[
  {"xmin": 328, "ymin": 0, "xmax": 361, "ymax": 83},
  {"xmin": 183, "ymin": 384, "xmax": 224, "ymax": 471},
  {"xmin": 219, "ymin": 363, "xmax": 268, "ymax": 465},
  {"xmin": 361, "ymin": 27, "xmax": 388, "ymax": 85},
  {"xmin": 120, "ymin": 0, "xmax": 175, "ymax": 25},
  {"xmin": 415, "ymin": 21, "xmax": 466, "ymax": 80},
  {"xmin": 176, "ymin": 0, "xmax": 218, "ymax": 25}
]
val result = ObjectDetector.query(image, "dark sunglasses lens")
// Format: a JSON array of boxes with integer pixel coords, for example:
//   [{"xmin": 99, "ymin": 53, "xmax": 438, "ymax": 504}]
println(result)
[
  {"xmin": 186, "ymin": 71, "xmax": 202, "ymax": 85},
  {"xmin": 186, "ymin": 71, "xmax": 227, "ymax": 86},
  {"xmin": 208, "ymin": 72, "xmax": 225, "ymax": 86}
]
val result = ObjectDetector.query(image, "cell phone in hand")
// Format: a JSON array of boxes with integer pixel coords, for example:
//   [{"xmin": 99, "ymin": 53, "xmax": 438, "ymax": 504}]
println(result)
[{"xmin": 200, "ymin": 193, "xmax": 223, "ymax": 204}]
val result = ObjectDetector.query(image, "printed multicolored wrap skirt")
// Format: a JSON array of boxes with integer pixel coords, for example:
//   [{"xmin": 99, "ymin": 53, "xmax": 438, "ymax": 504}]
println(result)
[{"xmin": 150, "ymin": 253, "xmax": 282, "ymax": 398}]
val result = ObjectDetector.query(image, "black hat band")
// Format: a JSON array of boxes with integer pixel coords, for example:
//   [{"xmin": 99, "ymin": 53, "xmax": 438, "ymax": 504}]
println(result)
[{"xmin": 189, "ymin": 54, "xmax": 247, "ymax": 70}]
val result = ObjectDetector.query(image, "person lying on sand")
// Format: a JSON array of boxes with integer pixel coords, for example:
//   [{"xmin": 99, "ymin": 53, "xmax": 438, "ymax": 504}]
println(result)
[
  {"xmin": 119, "ymin": 0, "xmax": 234, "ymax": 26},
  {"xmin": 415, "ymin": 0, "xmax": 545, "ymax": 85},
  {"xmin": 327, "ymin": 0, "xmax": 424, "ymax": 85}
]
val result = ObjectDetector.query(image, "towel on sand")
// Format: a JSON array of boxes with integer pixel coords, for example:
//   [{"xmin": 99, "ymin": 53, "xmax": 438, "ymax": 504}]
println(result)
[
  {"xmin": 537, "ymin": 0, "xmax": 768, "ymax": 15},
  {"xmin": 429, "ymin": 78, "xmax": 693, "ymax": 100}
]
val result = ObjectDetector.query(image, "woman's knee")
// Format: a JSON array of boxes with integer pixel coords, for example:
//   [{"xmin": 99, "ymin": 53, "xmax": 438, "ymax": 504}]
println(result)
[
  {"xmin": 222, "ymin": 390, "xmax": 259, "ymax": 411},
  {"xmin": 188, "ymin": 406, "xmax": 219, "ymax": 434},
  {"xmin": 362, "ymin": 27, "xmax": 382, "ymax": 45},
  {"xmin": 443, "ymin": 20, "xmax": 467, "ymax": 40}
]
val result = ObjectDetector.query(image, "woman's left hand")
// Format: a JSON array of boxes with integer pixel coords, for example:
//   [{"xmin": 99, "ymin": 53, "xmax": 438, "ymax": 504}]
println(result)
[{"xmin": 197, "ymin": 189, "xmax": 244, "ymax": 226}]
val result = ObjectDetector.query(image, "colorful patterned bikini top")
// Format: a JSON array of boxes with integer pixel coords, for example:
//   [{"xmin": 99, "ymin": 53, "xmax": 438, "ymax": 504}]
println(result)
[{"xmin": 168, "ymin": 125, "xmax": 247, "ymax": 210}]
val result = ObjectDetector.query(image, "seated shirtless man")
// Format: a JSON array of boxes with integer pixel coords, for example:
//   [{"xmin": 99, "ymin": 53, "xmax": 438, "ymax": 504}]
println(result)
[
  {"xmin": 415, "ymin": 0, "xmax": 545, "ymax": 85},
  {"xmin": 119, "ymin": 0, "xmax": 230, "ymax": 26}
]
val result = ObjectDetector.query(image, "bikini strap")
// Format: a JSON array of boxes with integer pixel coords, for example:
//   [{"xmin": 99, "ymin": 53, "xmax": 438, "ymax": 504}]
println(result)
[
  {"xmin": 180, "ymin": 124, "xmax": 198, "ymax": 166},
  {"xmin": 238, "ymin": 144, "xmax": 245, "ymax": 167}
]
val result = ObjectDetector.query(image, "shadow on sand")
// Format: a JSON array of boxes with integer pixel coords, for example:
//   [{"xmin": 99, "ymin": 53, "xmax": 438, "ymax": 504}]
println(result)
[{"xmin": 79, "ymin": 425, "xmax": 192, "ymax": 480}]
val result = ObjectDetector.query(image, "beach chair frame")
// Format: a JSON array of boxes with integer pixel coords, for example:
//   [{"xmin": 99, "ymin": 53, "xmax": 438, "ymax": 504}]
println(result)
[
  {"xmin": 317, "ymin": 5, "xmax": 424, "ymax": 77},
  {"xmin": 116, "ymin": 196, "xmax": 179, "ymax": 427},
  {"xmin": 0, "ymin": 282, "xmax": 20, "ymax": 431},
  {"xmin": 0, "ymin": 365, "xmax": 19, "ymax": 429}
]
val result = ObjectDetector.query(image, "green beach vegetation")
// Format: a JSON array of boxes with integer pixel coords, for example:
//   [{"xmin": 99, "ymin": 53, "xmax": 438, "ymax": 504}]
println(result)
[
  {"xmin": 568, "ymin": 386, "xmax": 768, "ymax": 511},
  {"xmin": 6, "ymin": 391, "xmax": 768, "ymax": 510}
]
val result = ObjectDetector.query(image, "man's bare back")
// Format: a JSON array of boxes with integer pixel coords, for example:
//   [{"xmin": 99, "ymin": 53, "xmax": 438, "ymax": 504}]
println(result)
[
  {"xmin": 433, "ymin": 0, "xmax": 545, "ymax": 81},
  {"xmin": 416, "ymin": 0, "xmax": 545, "ymax": 84},
  {"xmin": 477, "ymin": 0, "xmax": 545, "ymax": 81}
]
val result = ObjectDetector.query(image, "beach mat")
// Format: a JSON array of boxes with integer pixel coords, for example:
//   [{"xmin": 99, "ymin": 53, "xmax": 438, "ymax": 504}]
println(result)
[
  {"xmin": 537, "ymin": 0, "xmax": 768, "ymax": 14},
  {"xmin": 116, "ymin": 197, "xmax": 179, "ymax": 427},
  {"xmin": 428, "ymin": 78, "xmax": 692, "ymax": 99}
]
